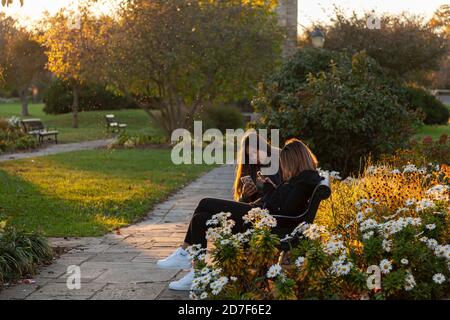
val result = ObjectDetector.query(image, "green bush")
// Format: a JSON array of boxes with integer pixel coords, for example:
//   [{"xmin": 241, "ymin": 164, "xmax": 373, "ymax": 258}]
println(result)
[
  {"xmin": 254, "ymin": 50, "xmax": 418, "ymax": 174},
  {"xmin": 402, "ymin": 86, "xmax": 449, "ymax": 125},
  {"xmin": 270, "ymin": 47, "xmax": 341, "ymax": 93},
  {"xmin": 201, "ymin": 104, "xmax": 244, "ymax": 133},
  {"xmin": 43, "ymin": 79, "xmax": 138, "ymax": 115},
  {"xmin": 0, "ymin": 227, "xmax": 54, "ymax": 286}
]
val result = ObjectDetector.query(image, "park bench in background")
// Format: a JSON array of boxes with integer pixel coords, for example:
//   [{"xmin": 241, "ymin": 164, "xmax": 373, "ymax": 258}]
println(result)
[
  {"xmin": 21, "ymin": 119, "xmax": 59, "ymax": 144},
  {"xmin": 105, "ymin": 114, "xmax": 127, "ymax": 133},
  {"xmin": 275, "ymin": 175, "xmax": 332, "ymax": 251}
]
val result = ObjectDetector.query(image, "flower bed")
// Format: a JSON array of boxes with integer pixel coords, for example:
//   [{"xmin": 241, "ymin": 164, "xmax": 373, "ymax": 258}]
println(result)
[
  {"xmin": 188, "ymin": 164, "xmax": 449, "ymax": 300},
  {"xmin": 0, "ymin": 117, "xmax": 38, "ymax": 154},
  {"xmin": 110, "ymin": 132, "xmax": 168, "ymax": 149}
]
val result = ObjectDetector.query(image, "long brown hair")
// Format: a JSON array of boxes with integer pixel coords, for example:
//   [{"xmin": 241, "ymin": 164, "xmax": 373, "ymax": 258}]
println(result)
[
  {"xmin": 233, "ymin": 131, "xmax": 274, "ymax": 200},
  {"xmin": 280, "ymin": 138, "xmax": 318, "ymax": 181}
]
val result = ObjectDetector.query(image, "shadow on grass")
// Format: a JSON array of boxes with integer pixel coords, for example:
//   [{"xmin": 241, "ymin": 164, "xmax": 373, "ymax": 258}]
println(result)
[{"xmin": 0, "ymin": 149, "xmax": 214, "ymax": 237}]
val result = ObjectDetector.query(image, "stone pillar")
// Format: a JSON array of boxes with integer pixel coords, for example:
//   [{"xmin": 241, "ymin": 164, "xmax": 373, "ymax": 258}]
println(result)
[{"xmin": 276, "ymin": 0, "xmax": 298, "ymax": 58}]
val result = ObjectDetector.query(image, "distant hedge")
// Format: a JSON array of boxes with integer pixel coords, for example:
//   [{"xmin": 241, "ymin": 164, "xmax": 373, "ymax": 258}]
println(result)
[
  {"xmin": 200, "ymin": 104, "xmax": 244, "ymax": 133},
  {"xmin": 402, "ymin": 86, "xmax": 449, "ymax": 125},
  {"xmin": 43, "ymin": 80, "xmax": 138, "ymax": 115}
]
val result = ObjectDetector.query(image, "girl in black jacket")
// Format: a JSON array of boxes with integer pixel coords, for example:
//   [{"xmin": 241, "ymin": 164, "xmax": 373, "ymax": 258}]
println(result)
[{"xmin": 157, "ymin": 138, "xmax": 322, "ymax": 291}]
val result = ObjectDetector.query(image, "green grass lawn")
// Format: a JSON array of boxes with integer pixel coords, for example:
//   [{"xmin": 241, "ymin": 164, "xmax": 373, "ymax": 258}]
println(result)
[
  {"xmin": 0, "ymin": 148, "xmax": 213, "ymax": 237},
  {"xmin": 414, "ymin": 105, "xmax": 449, "ymax": 140},
  {"xmin": 0, "ymin": 103, "xmax": 163, "ymax": 143},
  {"xmin": 415, "ymin": 124, "xmax": 450, "ymax": 140}
]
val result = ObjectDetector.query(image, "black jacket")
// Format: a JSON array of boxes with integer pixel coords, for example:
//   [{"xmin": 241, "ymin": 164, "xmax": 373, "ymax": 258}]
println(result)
[{"xmin": 262, "ymin": 170, "xmax": 323, "ymax": 216}]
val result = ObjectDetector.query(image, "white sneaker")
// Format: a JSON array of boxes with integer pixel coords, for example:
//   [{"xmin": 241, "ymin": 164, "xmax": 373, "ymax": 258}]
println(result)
[
  {"xmin": 156, "ymin": 247, "xmax": 192, "ymax": 270},
  {"xmin": 169, "ymin": 269, "xmax": 194, "ymax": 291}
]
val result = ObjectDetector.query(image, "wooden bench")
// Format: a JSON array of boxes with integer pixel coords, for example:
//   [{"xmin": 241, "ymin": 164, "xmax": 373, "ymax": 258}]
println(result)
[
  {"xmin": 21, "ymin": 119, "xmax": 59, "ymax": 144},
  {"xmin": 274, "ymin": 175, "xmax": 332, "ymax": 251},
  {"xmin": 105, "ymin": 114, "xmax": 127, "ymax": 133}
]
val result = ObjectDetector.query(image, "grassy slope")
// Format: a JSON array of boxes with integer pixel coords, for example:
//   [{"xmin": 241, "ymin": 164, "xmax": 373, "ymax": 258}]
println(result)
[
  {"xmin": 0, "ymin": 148, "xmax": 213, "ymax": 237},
  {"xmin": 0, "ymin": 103, "xmax": 163, "ymax": 143}
]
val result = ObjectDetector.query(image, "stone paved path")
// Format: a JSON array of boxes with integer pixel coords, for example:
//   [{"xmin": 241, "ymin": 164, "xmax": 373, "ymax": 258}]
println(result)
[
  {"xmin": 0, "ymin": 139, "xmax": 114, "ymax": 163},
  {"xmin": 0, "ymin": 166, "xmax": 234, "ymax": 300}
]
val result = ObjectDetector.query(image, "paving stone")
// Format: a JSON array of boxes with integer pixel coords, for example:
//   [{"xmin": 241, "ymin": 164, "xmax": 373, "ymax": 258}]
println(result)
[
  {"xmin": 0, "ymin": 281, "xmax": 49, "ymax": 300},
  {"xmin": 78, "ymin": 261, "xmax": 155, "ymax": 271},
  {"xmin": 0, "ymin": 166, "xmax": 234, "ymax": 300},
  {"xmin": 38, "ymin": 263, "xmax": 72, "ymax": 279},
  {"xmin": 88, "ymin": 252, "xmax": 140, "ymax": 262},
  {"xmin": 90, "ymin": 283, "xmax": 166, "ymax": 300},
  {"xmin": 25, "ymin": 282, "xmax": 106, "ymax": 300},
  {"xmin": 54, "ymin": 267, "xmax": 108, "ymax": 283},
  {"xmin": 70, "ymin": 244, "xmax": 111, "ymax": 254},
  {"xmin": 94, "ymin": 268, "xmax": 178, "ymax": 284}
]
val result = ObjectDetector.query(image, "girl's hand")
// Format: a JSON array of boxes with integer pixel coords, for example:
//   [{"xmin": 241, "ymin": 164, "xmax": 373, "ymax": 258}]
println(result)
[
  {"xmin": 242, "ymin": 181, "xmax": 257, "ymax": 197},
  {"xmin": 257, "ymin": 171, "xmax": 277, "ymax": 187}
]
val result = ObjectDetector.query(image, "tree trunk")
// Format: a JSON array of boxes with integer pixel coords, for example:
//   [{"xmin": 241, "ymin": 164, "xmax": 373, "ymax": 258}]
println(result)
[
  {"xmin": 19, "ymin": 89, "xmax": 30, "ymax": 117},
  {"xmin": 72, "ymin": 85, "xmax": 79, "ymax": 129}
]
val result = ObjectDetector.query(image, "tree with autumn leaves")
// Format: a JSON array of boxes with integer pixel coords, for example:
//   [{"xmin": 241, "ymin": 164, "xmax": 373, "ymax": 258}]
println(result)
[
  {"xmin": 0, "ymin": 14, "xmax": 46, "ymax": 116},
  {"xmin": 38, "ymin": 6, "xmax": 107, "ymax": 128},
  {"xmin": 36, "ymin": 0, "xmax": 282, "ymax": 133},
  {"xmin": 99, "ymin": 0, "xmax": 282, "ymax": 136}
]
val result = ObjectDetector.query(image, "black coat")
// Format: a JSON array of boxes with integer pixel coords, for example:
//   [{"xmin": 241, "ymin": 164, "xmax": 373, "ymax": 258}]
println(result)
[{"xmin": 262, "ymin": 170, "xmax": 323, "ymax": 216}]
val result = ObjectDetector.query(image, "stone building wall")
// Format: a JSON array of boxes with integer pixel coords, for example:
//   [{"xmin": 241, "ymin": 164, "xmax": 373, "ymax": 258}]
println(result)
[{"xmin": 276, "ymin": 0, "xmax": 298, "ymax": 58}]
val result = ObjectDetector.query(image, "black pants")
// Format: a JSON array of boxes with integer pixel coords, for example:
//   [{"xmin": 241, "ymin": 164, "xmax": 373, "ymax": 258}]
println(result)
[{"xmin": 184, "ymin": 198, "xmax": 255, "ymax": 248}]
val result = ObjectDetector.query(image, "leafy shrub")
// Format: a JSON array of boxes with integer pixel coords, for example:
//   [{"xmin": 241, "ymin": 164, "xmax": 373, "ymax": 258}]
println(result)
[
  {"xmin": 0, "ymin": 118, "xmax": 38, "ymax": 154},
  {"xmin": 0, "ymin": 226, "xmax": 54, "ymax": 287},
  {"xmin": 201, "ymin": 104, "xmax": 244, "ymax": 133},
  {"xmin": 188, "ymin": 163, "xmax": 449, "ymax": 300},
  {"xmin": 111, "ymin": 132, "xmax": 168, "ymax": 149},
  {"xmin": 254, "ymin": 51, "xmax": 418, "ymax": 175},
  {"xmin": 402, "ymin": 86, "xmax": 449, "ymax": 125},
  {"xmin": 268, "ymin": 47, "xmax": 340, "ymax": 93},
  {"xmin": 43, "ymin": 79, "xmax": 138, "ymax": 115}
]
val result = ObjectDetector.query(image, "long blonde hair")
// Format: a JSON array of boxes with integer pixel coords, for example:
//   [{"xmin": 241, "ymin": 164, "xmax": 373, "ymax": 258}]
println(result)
[
  {"xmin": 233, "ymin": 131, "xmax": 274, "ymax": 200},
  {"xmin": 280, "ymin": 138, "xmax": 318, "ymax": 181}
]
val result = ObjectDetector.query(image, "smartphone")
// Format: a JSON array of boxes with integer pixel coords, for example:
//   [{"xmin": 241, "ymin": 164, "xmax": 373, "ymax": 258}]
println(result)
[{"xmin": 241, "ymin": 175, "xmax": 255, "ymax": 187}]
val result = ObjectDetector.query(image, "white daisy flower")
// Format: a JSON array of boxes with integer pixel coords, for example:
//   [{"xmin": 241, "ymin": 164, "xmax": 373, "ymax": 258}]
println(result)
[
  {"xmin": 401, "ymin": 258, "xmax": 409, "ymax": 265},
  {"xmin": 432, "ymin": 273, "xmax": 446, "ymax": 284},
  {"xmin": 356, "ymin": 212, "xmax": 365, "ymax": 223},
  {"xmin": 201, "ymin": 267, "xmax": 210, "ymax": 275},
  {"xmin": 425, "ymin": 224, "xmax": 436, "ymax": 231},
  {"xmin": 415, "ymin": 199, "xmax": 436, "ymax": 212},
  {"xmin": 403, "ymin": 164, "xmax": 418, "ymax": 173},
  {"xmin": 382, "ymin": 239, "xmax": 392, "ymax": 252},
  {"xmin": 189, "ymin": 291, "xmax": 198, "ymax": 300},
  {"xmin": 404, "ymin": 273, "xmax": 416, "ymax": 291},
  {"xmin": 295, "ymin": 257, "xmax": 305, "ymax": 268},
  {"xmin": 363, "ymin": 231, "xmax": 374, "ymax": 240},
  {"xmin": 266, "ymin": 264, "xmax": 282, "ymax": 279},
  {"xmin": 380, "ymin": 259, "xmax": 392, "ymax": 274}
]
